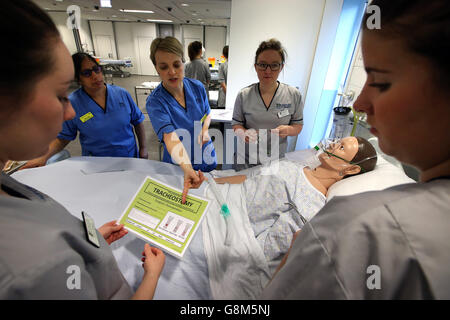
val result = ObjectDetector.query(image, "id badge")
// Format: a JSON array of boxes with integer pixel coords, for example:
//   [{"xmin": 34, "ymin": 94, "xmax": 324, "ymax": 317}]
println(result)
[
  {"xmin": 277, "ymin": 109, "xmax": 290, "ymax": 118},
  {"xmin": 80, "ymin": 112, "xmax": 94, "ymax": 123},
  {"xmin": 82, "ymin": 211, "xmax": 100, "ymax": 248}
]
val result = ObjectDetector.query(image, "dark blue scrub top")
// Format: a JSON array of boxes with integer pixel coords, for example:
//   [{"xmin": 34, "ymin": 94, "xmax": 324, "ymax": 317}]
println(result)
[
  {"xmin": 58, "ymin": 84, "xmax": 145, "ymax": 157},
  {"xmin": 146, "ymin": 78, "xmax": 217, "ymax": 172}
]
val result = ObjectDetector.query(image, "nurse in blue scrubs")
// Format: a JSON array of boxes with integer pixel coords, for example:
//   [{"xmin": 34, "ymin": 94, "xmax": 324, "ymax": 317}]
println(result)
[
  {"xmin": 23, "ymin": 53, "xmax": 148, "ymax": 168},
  {"xmin": 147, "ymin": 37, "xmax": 217, "ymax": 202}
]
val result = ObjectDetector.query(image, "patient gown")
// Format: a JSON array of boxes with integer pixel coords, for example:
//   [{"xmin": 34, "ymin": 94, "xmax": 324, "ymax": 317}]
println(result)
[{"xmin": 243, "ymin": 159, "xmax": 326, "ymax": 275}]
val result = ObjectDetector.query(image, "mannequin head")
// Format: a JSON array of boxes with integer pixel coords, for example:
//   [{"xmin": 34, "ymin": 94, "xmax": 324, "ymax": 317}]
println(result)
[{"xmin": 318, "ymin": 136, "xmax": 377, "ymax": 178}]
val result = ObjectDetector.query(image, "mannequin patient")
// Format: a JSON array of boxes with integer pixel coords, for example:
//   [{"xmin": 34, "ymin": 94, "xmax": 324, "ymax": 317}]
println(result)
[{"xmin": 210, "ymin": 136, "xmax": 377, "ymax": 274}]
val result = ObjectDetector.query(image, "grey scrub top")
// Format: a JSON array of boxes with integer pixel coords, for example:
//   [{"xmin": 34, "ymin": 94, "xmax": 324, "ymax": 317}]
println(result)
[
  {"xmin": 185, "ymin": 58, "xmax": 211, "ymax": 98},
  {"xmin": 217, "ymin": 61, "xmax": 228, "ymax": 108},
  {"xmin": 0, "ymin": 173, "xmax": 133, "ymax": 299},
  {"xmin": 231, "ymin": 82, "xmax": 303, "ymax": 169},
  {"xmin": 261, "ymin": 178, "xmax": 450, "ymax": 299}
]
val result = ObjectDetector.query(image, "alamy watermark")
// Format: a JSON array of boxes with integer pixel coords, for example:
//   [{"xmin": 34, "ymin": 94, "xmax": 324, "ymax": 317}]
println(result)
[
  {"xmin": 66, "ymin": 265, "xmax": 81, "ymax": 290},
  {"xmin": 366, "ymin": 265, "xmax": 381, "ymax": 290},
  {"xmin": 66, "ymin": 5, "xmax": 81, "ymax": 30},
  {"xmin": 366, "ymin": 5, "xmax": 381, "ymax": 30},
  {"xmin": 169, "ymin": 122, "xmax": 280, "ymax": 172}
]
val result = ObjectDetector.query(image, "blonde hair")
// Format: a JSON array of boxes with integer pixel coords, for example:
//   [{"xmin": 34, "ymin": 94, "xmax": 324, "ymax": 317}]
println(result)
[{"xmin": 150, "ymin": 36, "xmax": 185, "ymax": 65}]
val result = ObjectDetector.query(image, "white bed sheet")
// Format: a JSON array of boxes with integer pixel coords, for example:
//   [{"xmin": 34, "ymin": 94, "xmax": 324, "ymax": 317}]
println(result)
[
  {"xmin": 12, "ymin": 157, "xmax": 212, "ymax": 299},
  {"xmin": 11, "ymin": 153, "xmax": 414, "ymax": 300}
]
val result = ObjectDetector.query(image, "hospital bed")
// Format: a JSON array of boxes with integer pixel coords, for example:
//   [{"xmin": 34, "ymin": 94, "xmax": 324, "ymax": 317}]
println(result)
[
  {"xmin": 11, "ymin": 149, "xmax": 414, "ymax": 300},
  {"xmin": 98, "ymin": 58, "xmax": 133, "ymax": 78}
]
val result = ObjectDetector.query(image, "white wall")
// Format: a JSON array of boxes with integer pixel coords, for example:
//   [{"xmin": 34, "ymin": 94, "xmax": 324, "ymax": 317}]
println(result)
[
  {"xmin": 48, "ymin": 11, "xmax": 93, "ymax": 54},
  {"xmin": 182, "ymin": 25, "xmax": 203, "ymax": 61},
  {"xmin": 344, "ymin": 37, "xmax": 366, "ymax": 102},
  {"xmin": 226, "ymin": 0, "xmax": 326, "ymax": 109},
  {"xmin": 129, "ymin": 23, "xmax": 158, "ymax": 75},
  {"xmin": 89, "ymin": 20, "xmax": 117, "ymax": 59},
  {"xmin": 205, "ymin": 26, "xmax": 227, "ymax": 64},
  {"xmin": 114, "ymin": 23, "xmax": 139, "ymax": 74}
]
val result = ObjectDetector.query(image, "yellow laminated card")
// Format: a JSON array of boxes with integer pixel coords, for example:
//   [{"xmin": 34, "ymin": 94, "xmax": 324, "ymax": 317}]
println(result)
[{"xmin": 118, "ymin": 176, "xmax": 211, "ymax": 259}]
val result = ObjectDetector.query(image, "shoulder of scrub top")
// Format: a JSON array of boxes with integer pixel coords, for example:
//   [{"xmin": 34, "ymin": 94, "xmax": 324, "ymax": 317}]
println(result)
[{"xmin": 238, "ymin": 82, "xmax": 258, "ymax": 97}]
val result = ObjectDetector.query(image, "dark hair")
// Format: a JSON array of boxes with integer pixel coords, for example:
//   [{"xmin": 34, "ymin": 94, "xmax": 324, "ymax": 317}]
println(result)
[
  {"xmin": 0, "ymin": 0, "xmax": 60, "ymax": 105},
  {"xmin": 188, "ymin": 41, "xmax": 203, "ymax": 61},
  {"xmin": 363, "ymin": 0, "xmax": 450, "ymax": 88},
  {"xmin": 350, "ymin": 136, "xmax": 377, "ymax": 176},
  {"xmin": 222, "ymin": 45, "xmax": 229, "ymax": 59},
  {"xmin": 254, "ymin": 38, "xmax": 287, "ymax": 65},
  {"xmin": 72, "ymin": 52, "xmax": 100, "ymax": 81}
]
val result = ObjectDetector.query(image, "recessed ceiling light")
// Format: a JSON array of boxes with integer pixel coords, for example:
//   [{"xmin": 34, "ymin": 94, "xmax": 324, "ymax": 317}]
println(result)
[
  {"xmin": 100, "ymin": 0, "xmax": 112, "ymax": 8},
  {"xmin": 181, "ymin": 3, "xmax": 189, "ymax": 6},
  {"xmin": 146, "ymin": 19, "xmax": 173, "ymax": 23},
  {"xmin": 120, "ymin": 9, "xmax": 154, "ymax": 13}
]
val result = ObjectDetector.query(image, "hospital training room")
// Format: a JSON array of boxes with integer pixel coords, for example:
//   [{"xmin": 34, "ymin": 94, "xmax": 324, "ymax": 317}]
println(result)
[{"xmin": 1, "ymin": 0, "xmax": 449, "ymax": 306}]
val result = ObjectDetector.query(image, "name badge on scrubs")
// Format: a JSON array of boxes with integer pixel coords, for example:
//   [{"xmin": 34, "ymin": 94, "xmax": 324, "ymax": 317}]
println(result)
[
  {"xmin": 82, "ymin": 211, "xmax": 100, "ymax": 248},
  {"xmin": 80, "ymin": 112, "xmax": 94, "ymax": 123},
  {"xmin": 277, "ymin": 109, "xmax": 290, "ymax": 118}
]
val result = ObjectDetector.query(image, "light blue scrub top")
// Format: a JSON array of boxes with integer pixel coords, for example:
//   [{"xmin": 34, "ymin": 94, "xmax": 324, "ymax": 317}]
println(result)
[
  {"xmin": 146, "ymin": 78, "xmax": 217, "ymax": 172},
  {"xmin": 59, "ymin": 84, "xmax": 145, "ymax": 157}
]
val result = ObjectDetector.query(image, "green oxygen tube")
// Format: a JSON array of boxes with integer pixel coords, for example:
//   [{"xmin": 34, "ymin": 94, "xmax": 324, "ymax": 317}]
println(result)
[
  {"xmin": 351, "ymin": 106, "xmax": 364, "ymax": 137},
  {"xmin": 207, "ymin": 176, "xmax": 232, "ymax": 246}
]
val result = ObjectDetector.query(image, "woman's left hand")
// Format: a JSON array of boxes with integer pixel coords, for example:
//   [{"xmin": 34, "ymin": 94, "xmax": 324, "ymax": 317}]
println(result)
[
  {"xmin": 98, "ymin": 221, "xmax": 128, "ymax": 245},
  {"xmin": 197, "ymin": 130, "xmax": 210, "ymax": 146}
]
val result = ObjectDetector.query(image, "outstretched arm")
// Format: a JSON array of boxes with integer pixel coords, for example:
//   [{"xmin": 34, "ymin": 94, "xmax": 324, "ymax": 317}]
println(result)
[
  {"xmin": 20, "ymin": 138, "xmax": 70, "ymax": 169},
  {"xmin": 213, "ymin": 175, "xmax": 247, "ymax": 184}
]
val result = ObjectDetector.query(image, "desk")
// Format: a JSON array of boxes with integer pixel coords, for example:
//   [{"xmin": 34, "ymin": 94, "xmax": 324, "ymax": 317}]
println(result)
[
  {"xmin": 134, "ymin": 81, "xmax": 160, "ymax": 111},
  {"xmin": 11, "ymin": 157, "xmax": 211, "ymax": 299}
]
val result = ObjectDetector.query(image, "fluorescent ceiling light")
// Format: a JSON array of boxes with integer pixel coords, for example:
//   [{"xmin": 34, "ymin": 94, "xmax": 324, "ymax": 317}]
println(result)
[
  {"xmin": 181, "ymin": 3, "xmax": 189, "ymax": 6},
  {"xmin": 120, "ymin": 9, "xmax": 154, "ymax": 13},
  {"xmin": 100, "ymin": 0, "xmax": 112, "ymax": 8},
  {"xmin": 146, "ymin": 19, "xmax": 173, "ymax": 23}
]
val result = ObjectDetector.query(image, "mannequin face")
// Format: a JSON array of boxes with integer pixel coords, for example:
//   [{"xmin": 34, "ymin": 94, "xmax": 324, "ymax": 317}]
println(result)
[
  {"xmin": 155, "ymin": 50, "xmax": 184, "ymax": 91},
  {"xmin": 319, "ymin": 136, "xmax": 360, "ymax": 175}
]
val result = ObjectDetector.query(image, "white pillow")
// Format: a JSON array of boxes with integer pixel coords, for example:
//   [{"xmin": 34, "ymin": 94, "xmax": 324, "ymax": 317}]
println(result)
[{"xmin": 326, "ymin": 155, "xmax": 415, "ymax": 201}]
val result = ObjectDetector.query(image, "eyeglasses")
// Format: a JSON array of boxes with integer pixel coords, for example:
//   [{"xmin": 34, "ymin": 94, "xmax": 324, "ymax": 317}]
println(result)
[
  {"xmin": 80, "ymin": 65, "xmax": 102, "ymax": 77},
  {"xmin": 255, "ymin": 62, "xmax": 282, "ymax": 71}
]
